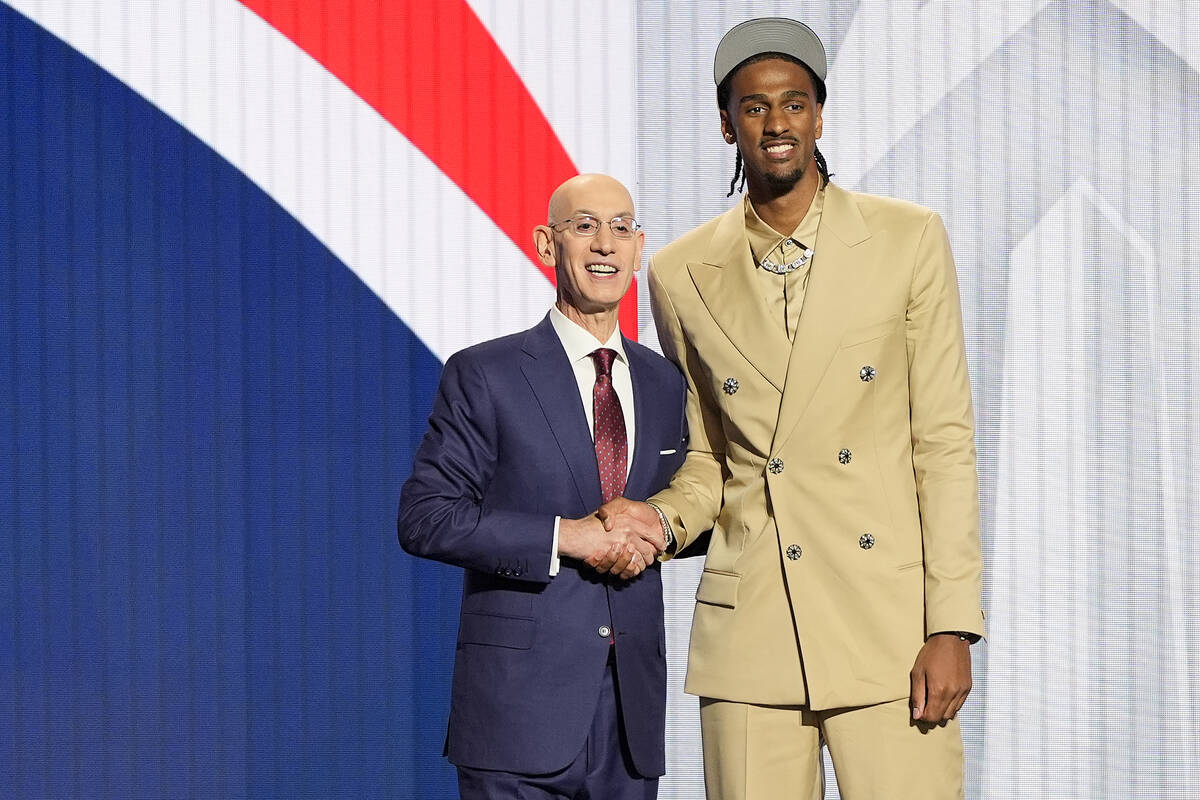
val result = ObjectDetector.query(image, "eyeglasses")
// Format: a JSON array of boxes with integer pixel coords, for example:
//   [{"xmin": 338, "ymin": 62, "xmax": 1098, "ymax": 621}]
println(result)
[{"xmin": 548, "ymin": 215, "xmax": 642, "ymax": 239}]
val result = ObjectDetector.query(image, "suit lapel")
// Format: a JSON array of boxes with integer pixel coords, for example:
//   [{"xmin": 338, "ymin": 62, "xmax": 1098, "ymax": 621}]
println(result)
[
  {"xmin": 772, "ymin": 183, "xmax": 874, "ymax": 453},
  {"xmin": 687, "ymin": 205, "xmax": 790, "ymax": 392},
  {"xmin": 623, "ymin": 342, "xmax": 657, "ymax": 500},
  {"xmin": 520, "ymin": 317, "xmax": 602, "ymax": 511}
]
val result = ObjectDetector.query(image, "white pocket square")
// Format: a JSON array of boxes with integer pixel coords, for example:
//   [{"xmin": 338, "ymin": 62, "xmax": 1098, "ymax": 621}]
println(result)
[{"xmin": 659, "ymin": 449, "xmax": 677, "ymax": 455}]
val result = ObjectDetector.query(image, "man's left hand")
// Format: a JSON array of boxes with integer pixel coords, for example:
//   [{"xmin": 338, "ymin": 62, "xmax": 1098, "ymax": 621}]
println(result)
[{"xmin": 909, "ymin": 634, "xmax": 972, "ymax": 723}]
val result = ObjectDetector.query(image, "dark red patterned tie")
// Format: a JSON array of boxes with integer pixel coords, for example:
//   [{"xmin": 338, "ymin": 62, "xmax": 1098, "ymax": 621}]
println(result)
[{"xmin": 590, "ymin": 348, "xmax": 627, "ymax": 503}]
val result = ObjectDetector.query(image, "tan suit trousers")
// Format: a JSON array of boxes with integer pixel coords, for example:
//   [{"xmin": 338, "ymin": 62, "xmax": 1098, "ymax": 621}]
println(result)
[{"xmin": 700, "ymin": 697, "xmax": 964, "ymax": 800}]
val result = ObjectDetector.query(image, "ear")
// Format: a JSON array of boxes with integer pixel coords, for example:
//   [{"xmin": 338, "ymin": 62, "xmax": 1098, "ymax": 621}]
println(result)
[
  {"xmin": 633, "ymin": 229, "xmax": 645, "ymax": 273},
  {"xmin": 719, "ymin": 109, "xmax": 735, "ymax": 143},
  {"xmin": 532, "ymin": 225, "xmax": 555, "ymax": 267},
  {"xmin": 814, "ymin": 103, "xmax": 823, "ymax": 140}
]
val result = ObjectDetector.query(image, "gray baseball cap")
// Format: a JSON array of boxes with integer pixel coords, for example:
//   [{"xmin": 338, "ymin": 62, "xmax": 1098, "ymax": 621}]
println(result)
[{"xmin": 713, "ymin": 17, "xmax": 827, "ymax": 85}]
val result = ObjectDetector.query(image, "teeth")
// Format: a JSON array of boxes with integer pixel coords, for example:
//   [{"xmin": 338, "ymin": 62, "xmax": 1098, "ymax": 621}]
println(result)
[
  {"xmin": 767, "ymin": 144, "xmax": 791, "ymax": 153},
  {"xmin": 587, "ymin": 265, "xmax": 617, "ymax": 274}
]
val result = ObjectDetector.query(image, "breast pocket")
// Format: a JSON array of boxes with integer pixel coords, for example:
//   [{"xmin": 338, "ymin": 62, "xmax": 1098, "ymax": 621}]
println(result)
[
  {"xmin": 840, "ymin": 315, "xmax": 899, "ymax": 349},
  {"xmin": 651, "ymin": 431, "xmax": 687, "ymax": 488}
]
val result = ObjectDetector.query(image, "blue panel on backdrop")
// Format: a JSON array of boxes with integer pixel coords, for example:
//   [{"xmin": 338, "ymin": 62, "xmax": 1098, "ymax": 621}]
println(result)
[{"xmin": 0, "ymin": 6, "xmax": 461, "ymax": 798}]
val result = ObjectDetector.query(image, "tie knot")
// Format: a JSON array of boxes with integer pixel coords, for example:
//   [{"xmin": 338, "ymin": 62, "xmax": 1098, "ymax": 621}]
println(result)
[{"xmin": 590, "ymin": 348, "xmax": 617, "ymax": 377}]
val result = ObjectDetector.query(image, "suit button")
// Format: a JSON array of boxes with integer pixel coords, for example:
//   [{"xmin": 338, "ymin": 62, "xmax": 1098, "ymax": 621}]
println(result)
[
  {"xmin": 768, "ymin": 457, "xmax": 784, "ymax": 474},
  {"xmin": 786, "ymin": 544, "xmax": 802, "ymax": 560},
  {"xmin": 598, "ymin": 625, "xmax": 612, "ymax": 638},
  {"xmin": 859, "ymin": 365, "xmax": 877, "ymax": 382},
  {"xmin": 723, "ymin": 377, "xmax": 739, "ymax": 395},
  {"xmin": 859, "ymin": 533, "xmax": 876, "ymax": 550},
  {"xmin": 838, "ymin": 449, "xmax": 852, "ymax": 465}
]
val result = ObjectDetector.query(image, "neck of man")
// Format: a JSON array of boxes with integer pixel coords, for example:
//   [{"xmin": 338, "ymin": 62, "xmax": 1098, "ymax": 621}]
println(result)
[
  {"xmin": 747, "ymin": 159, "xmax": 821, "ymax": 236},
  {"xmin": 555, "ymin": 298, "xmax": 620, "ymax": 344}
]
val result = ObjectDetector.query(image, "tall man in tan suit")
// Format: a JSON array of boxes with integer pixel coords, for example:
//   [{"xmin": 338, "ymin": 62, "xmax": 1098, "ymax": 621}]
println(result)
[{"xmin": 600, "ymin": 17, "xmax": 985, "ymax": 800}]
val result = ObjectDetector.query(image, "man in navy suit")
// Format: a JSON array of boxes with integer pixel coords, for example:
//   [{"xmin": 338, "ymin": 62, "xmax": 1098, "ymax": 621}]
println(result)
[{"xmin": 398, "ymin": 173, "xmax": 688, "ymax": 799}]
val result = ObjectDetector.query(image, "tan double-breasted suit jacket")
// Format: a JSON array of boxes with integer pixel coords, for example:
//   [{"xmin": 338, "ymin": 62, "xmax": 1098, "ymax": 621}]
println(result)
[{"xmin": 649, "ymin": 182, "xmax": 985, "ymax": 711}]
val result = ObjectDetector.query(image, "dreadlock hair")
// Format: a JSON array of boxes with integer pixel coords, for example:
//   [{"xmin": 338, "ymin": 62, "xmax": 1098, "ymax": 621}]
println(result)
[{"xmin": 718, "ymin": 52, "xmax": 832, "ymax": 196}]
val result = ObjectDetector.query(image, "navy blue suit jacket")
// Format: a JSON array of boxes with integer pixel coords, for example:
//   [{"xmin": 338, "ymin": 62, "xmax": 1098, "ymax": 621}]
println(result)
[{"xmin": 398, "ymin": 315, "xmax": 688, "ymax": 777}]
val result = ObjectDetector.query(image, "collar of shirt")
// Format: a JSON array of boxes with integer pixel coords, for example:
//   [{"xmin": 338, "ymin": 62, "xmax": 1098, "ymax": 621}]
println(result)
[
  {"xmin": 743, "ymin": 184, "xmax": 826, "ymax": 269},
  {"xmin": 548, "ymin": 305, "xmax": 628, "ymax": 367}
]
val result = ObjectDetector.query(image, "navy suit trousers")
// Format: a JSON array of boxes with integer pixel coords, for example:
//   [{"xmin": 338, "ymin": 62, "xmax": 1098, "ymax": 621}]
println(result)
[{"xmin": 456, "ymin": 655, "xmax": 659, "ymax": 800}]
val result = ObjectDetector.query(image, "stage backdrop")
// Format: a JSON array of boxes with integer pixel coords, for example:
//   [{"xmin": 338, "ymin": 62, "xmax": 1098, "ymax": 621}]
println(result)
[{"xmin": 3, "ymin": 2, "xmax": 1197, "ymax": 798}]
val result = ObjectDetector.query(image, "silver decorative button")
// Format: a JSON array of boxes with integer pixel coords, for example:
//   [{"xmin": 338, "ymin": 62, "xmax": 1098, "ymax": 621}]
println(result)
[
  {"xmin": 838, "ymin": 449, "xmax": 852, "ymax": 465},
  {"xmin": 786, "ymin": 544, "xmax": 802, "ymax": 560},
  {"xmin": 598, "ymin": 625, "xmax": 612, "ymax": 638},
  {"xmin": 859, "ymin": 533, "xmax": 876, "ymax": 550},
  {"xmin": 768, "ymin": 457, "xmax": 784, "ymax": 474},
  {"xmin": 859, "ymin": 365, "xmax": 877, "ymax": 382},
  {"xmin": 723, "ymin": 377, "xmax": 739, "ymax": 395}
]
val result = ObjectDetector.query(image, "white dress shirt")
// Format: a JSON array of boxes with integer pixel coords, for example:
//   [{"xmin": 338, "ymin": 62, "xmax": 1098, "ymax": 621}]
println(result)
[{"xmin": 547, "ymin": 306, "xmax": 636, "ymax": 575}]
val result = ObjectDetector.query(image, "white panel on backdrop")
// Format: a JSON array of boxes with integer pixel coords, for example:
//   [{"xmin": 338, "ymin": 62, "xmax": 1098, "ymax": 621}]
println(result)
[
  {"xmin": 822, "ymin": 1, "xmax": 1052, "ymax": 189},
  {"xmin": 1113, "ymin": 1, "xmax": 1200, "ymax": 74},
  {"xmin": 466, "ymin": 0, "xmax": 638, "ymax": 192},
  {"xmin": 987, "ymin": 179, "xmax": 1197, "ymax": 798}
]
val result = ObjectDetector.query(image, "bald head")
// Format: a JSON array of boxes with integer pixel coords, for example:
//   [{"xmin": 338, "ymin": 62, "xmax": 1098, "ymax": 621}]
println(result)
[
  {"xmin": 547, "ymin": 173, "xmax": 636, "ymax": 225},
  {"xmin": 532, "ymin": 173, "xmax": 644, "ymax": 341}
]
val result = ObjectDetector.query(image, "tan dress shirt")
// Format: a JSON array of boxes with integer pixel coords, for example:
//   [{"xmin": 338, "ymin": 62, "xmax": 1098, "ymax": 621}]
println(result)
[{"xmin": 743, "ymin": 186, "xmax": 825, "ymax": 340}]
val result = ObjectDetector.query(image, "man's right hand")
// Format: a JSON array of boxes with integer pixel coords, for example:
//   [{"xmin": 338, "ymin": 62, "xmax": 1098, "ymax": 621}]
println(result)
[
  {"xmin": 596, "ymin": 497, "xmax": 665, "ymax": 552},
  {"xmin": 558, "ymin": 514, "xmax": 657, "ymax": 580}
]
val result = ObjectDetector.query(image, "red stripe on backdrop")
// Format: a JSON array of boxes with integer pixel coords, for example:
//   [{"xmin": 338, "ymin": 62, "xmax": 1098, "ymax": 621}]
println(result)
[{"xmin": 237, "ymin": 0, "xmax": 639, "ymax": 338}]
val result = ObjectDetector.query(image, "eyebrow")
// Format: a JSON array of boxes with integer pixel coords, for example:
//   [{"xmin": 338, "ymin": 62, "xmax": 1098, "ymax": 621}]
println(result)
[
  {"xmin": 738, "ymin": 89, "xmax": 810, "ymax": 104},
  {"xmin": 572, "ymin": 209, "xmax": 636, "ymax": 218}
]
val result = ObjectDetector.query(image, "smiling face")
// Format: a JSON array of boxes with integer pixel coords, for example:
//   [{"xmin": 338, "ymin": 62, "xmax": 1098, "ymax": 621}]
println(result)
[
  {"xmin": 533, "ymin": 174, "xmax": 643, "ymax": 330},
  {"xmin": 720, "ymin": 56, "xmax": 823, "ymax": 195}
]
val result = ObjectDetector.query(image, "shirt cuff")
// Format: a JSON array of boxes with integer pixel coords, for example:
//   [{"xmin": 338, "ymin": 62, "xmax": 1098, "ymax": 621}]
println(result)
[{"xmin": 550, "ymin": 516, "xmax": 561, "ymax": 577}]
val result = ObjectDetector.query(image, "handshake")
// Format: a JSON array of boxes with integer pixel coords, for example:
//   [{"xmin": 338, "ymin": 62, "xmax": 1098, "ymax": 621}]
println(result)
[{"xmin": 558, "ymin": 498, "xmax": 666, "ymax": 580}]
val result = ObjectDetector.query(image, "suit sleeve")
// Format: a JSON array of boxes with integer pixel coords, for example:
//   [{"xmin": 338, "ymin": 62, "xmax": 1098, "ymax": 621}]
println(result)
[
  {"xmin": 906, "ymin": 213, "xmax": 985, "ymax": 638},
  {"xmin": 646, "ymin": 259, "xmax": 726, "ymax": 556},
  {"xmin": 397, "ymin": 351, "xmax": 554, "ymax": 583}
]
